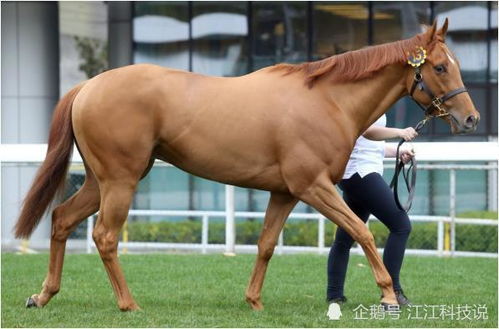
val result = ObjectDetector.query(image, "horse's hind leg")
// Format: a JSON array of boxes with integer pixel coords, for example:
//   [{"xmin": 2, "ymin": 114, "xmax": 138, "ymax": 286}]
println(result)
[
  {"xmin": 245, "ymin": 192, "xmax": 297, "ymax": 310},
  {"xmin": 297, "ymin": 173, "xmax": 397, "ymax": 306},
  {"xmin": 92, "ymin": 178, "xmax": 139, "ymax": 311},
  {"xmin": 26, "ymin": 166, "xmax": 100, "ymax": 308}
]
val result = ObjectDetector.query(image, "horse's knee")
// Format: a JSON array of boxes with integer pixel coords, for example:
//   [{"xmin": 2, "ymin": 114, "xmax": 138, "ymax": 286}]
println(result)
[{"xmin": 92, "ymin": 228, "xmax": 118, "ymax": 261}]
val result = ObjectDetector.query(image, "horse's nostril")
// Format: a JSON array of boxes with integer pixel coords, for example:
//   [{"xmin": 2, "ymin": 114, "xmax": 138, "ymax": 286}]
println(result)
[{"xmin": 465, "ymin": 115, "xmax": 477, "ymax": 128}]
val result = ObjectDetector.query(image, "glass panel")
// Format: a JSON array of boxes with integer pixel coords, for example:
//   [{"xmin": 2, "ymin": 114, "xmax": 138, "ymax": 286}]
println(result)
[
  {"xmin": 490, "ymin": 2, "xmax": 498, "ymax": 82},
  {"xmin": 313, "ymin": 2, "xmax": 368, "ymax": 59},
  {"xmin": 192, "ymin": 177, "xmax": 224, "ymax": 211},
  {"xmin": 386, "ymin": 98, "xmax": 427, "ymax": 131},
  {"xmin": 235, "ymin": 187, "xmax": 249, "ymax": 211},
  {"xmin": 431, "ymin": 169, "xmax": 449, "ymax": 215},
  {"xmin": 372, "ymin": 2, "xmax": 430, "ymax": 44},
  {"xmin": 250, "ymin": 190, "xmax": 269, "ymax": 212},
  {"xmin": 434, "ymin": 2, "xmax": 488, "ymax": 82},
  {"xmin": 192, "ymin": 1, "xmax": 249, "ymax": 76},
  {"xmin": 134, "ymin": 166, "xmax": 190, "ymax": 221},
  {"xmin": 294, "ymin": 201, "xmax": 310, "ymax": 213},
  {"xmin": 59, "ymin": 1, "xmax": 108, "ymax": 95},
  {"xmin": 431, "ymin": 168, "xmax": 487, "ymax": 215},
  {"xmin": 66, "ymin": 172, "xmax": 87, "ymax": 239},
  {"xmin": 456, "ymin": 170, "xmax": 487, "ymax": 213},
  {"xmin": 133, "ymin": 2, "xmax": 189, "ymax": 70},
  {"xmin": 252, "ymin": 2, "xmax": 308, "ymax": 69}
]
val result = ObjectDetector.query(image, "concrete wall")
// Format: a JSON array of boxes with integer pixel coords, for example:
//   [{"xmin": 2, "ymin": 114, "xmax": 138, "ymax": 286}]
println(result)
[{"xmin": 1, "ymin": 2, "xmax": 60, "ymax": 247}]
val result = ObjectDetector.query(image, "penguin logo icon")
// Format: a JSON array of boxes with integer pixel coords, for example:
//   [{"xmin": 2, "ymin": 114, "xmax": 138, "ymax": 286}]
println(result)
[{"xmin": 327, "ymin": 303, "xmax": 342, "ymax": 320}]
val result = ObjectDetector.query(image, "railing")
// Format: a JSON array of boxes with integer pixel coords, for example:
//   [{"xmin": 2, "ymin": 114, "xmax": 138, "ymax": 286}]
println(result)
[
  {"xmin": 2, "ymin": 143, "xmax": 498, "ymax": 257},
  {"xmin": 85, "ymin": 210, "xmax": 498, "ymax": 258},
  {"xmin": 82, "ymin": 163, "xmax": 497, "ymax": 258}
]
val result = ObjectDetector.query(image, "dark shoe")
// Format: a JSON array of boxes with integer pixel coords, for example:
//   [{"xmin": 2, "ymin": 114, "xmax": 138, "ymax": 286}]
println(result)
[
  {"xmin": 395, "ymin": 289, "xmax": 411, "ymax": 306},
  {"xmin": 328, "ymin": 296, "xmax": 347, "ymax": 305}
]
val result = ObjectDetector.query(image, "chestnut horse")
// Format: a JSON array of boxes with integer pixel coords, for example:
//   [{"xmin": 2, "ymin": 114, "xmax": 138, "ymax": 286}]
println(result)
[{"xmin": 16, "ymin": 19, "xmax": 478, "ymax": 311}]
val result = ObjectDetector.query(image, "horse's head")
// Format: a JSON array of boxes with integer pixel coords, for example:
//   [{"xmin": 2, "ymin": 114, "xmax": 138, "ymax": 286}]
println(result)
[{"xmin": 406, "ymin": 18, "xmax": 480, "ymax": 134}]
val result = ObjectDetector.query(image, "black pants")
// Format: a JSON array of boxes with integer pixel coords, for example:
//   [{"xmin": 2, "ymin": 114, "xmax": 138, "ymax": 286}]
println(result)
[{"xmin": 327, "ymin": 172, "xmax": 412, "ymax": 301}]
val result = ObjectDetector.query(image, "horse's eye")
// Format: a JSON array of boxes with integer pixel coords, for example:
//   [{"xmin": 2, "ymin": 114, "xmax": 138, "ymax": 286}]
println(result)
[{"xmin": 434, "ymin": 65, "xmax": 446, "ymax": 74}]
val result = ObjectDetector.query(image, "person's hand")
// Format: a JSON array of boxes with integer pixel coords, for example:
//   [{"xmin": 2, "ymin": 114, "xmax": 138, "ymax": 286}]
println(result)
[
  {"xmin": 399, "ymin": 148, "xmax": 415, "ymax": 164},
  {"xmin": 398, "ymin": 127, "xmax": 418, "ymax": 141}
]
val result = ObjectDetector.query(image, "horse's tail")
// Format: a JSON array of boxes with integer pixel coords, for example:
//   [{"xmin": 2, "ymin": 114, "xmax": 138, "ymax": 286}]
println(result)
[{"xmin": 14, "ymin": 82, "xmax": 86, "ymax": 239}]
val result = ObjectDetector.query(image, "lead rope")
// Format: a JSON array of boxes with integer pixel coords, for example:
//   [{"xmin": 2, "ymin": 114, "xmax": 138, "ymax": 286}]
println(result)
[{"xmin": 389, "ymin": 116, "xmax": 433, "ymax": 212}]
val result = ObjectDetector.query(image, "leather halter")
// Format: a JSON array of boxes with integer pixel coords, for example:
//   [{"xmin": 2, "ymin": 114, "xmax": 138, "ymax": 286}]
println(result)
[
  {"xmin": 408, "ymin": 66, "xmax": 468, "ymax": 124},
  {"xmin": 390, "ymin": 51, "xmax": 469, "ymax": 212}
]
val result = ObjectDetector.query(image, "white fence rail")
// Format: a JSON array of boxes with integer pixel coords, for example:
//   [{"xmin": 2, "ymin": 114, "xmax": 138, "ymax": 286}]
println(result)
[
  {"xmin": 2, "ymin": 142, "xmax": 498, "ymax": 164},
  {"xmin": 2, "ymin": 143, "xmax": 498, "ymax": 257},
  {"xmin": 85, "ymin": 210, "xmax": 498, "ymax": 258},
  {"xmin": 84, "ymin": 163, "xmax": 497, "ymax": 258}
]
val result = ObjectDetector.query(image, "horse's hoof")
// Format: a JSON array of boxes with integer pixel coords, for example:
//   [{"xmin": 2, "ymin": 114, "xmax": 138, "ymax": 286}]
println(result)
[{"xmin": 25, "ymin": 296, "xmax": 39, "ymax": 308}]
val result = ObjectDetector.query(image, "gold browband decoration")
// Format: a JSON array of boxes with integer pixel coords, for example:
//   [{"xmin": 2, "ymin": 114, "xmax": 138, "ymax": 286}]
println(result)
[{"xmin": 407, "ymin": 46, "xmax": 427, "ymax": 68}]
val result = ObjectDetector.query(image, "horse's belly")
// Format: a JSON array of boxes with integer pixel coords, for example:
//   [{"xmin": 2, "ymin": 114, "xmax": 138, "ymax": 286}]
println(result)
[{"xmin": 153, "ymin": 136, "xmax": 287, "ymax": 192}]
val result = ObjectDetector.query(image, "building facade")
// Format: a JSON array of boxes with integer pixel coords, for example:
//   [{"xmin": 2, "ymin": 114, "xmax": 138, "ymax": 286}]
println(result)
[{"xmin": 1, "ymin": 1, "xmax": 497, "ymax": 245}]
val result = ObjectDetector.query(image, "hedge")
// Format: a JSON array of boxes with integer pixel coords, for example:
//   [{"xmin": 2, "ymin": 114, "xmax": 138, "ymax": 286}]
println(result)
[{"xmin": 125, "ymin": 211, "xmax": 497, "ymax": 253}]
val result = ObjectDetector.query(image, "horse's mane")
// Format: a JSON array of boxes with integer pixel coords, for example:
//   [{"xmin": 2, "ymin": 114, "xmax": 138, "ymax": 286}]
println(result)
[{"xmin": 270, "ymin": 32, "xmax": 433, "ymax": 88}]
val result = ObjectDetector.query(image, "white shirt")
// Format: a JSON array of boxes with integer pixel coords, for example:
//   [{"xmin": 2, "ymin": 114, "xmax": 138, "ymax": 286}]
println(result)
[{"xmin": 343, "ymin": 114, "xmax": 386, "ymax": 179}]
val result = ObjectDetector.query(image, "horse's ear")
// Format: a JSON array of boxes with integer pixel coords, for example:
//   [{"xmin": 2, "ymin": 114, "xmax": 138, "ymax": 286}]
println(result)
[
  {"xmin": 437, "ymin": 18, "xmax": 449, "ymax": 40},
  {"xmin": 426, "ymin": 20, "xmax": 438, "ymax": 41}
]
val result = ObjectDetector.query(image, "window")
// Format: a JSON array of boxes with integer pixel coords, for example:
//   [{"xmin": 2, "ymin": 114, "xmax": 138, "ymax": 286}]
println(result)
[
  {"xmin": 372, "ymin": 2, "xmax": 430, "ymax": 44},
  {"xmin": 133, "ymin": 2, "xmax": 189, "ymax": 70},
  {"xmin": 192, "ymin": 2, "xmax": 248, "ymax": 76},
  {"xmin": 489, "ymin": 2, "xmax": 497, "ymax": 82},
  {"xmin": 252, "ymin": 2, "xmax": 308, "ymax": 69},
  {"xmin": 59, "ymin": 1, "xmax": 108, "ymax": 95},
  {"xmin": 434, "ymin": 2, "xmax": 489, "ymax": 83},
  {"xmin": 313, "ymin": 2, "xmax": 368, "ymax": 59}
]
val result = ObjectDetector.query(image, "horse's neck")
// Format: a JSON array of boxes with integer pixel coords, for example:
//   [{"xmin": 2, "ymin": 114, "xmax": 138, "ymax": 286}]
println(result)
[{"xmin": 323, "ymin": 64, "xmax": 408, "ymax": 137}]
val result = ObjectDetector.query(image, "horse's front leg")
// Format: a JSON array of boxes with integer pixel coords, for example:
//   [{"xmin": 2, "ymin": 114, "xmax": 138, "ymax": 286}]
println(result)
[
  {"xmin": 297, "ymin": 172, "xmax": 398, "ymax": 306},
  {"xmin": 245, "ymin": 192, "xmax": 298, "ymax": 310}
]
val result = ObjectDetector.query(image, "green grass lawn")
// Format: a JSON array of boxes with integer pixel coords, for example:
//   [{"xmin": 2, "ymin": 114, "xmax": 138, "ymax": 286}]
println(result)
[{"xmin": 1, "ymin": 253, "xmax": 497, "ymax": 328}]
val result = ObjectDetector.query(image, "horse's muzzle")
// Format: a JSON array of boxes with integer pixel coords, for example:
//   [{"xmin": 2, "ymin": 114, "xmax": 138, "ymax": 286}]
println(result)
[
  {"xmin": 453, "ymin": 112, "xmax": 480, "ymax": 134},
  {"xmin": 464, "ymin": 114, "xmax": 479, "ymax": 130}
]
